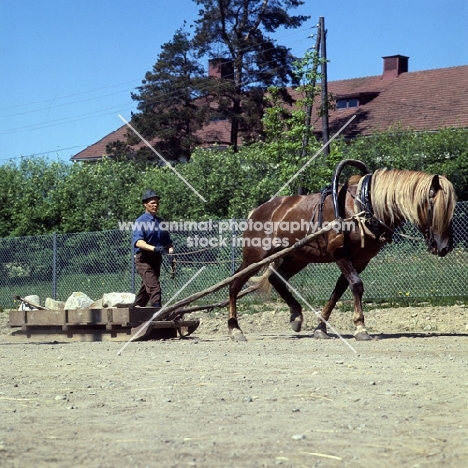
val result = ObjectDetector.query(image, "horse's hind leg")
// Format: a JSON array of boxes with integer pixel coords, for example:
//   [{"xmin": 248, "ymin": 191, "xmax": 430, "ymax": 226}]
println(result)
[
  {"xmin": 268, "ymin": 258, "xmax": 308, "ymax": 333},
  {"xmin": 228, "ymin": 263, "xmax": 262, "ymax": 341}
]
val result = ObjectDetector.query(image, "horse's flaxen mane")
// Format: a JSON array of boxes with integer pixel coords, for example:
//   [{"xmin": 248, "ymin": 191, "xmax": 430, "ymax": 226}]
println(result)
[{"xmin": 370, "ymin": 168, "xmax": 456, "ymax": 232}]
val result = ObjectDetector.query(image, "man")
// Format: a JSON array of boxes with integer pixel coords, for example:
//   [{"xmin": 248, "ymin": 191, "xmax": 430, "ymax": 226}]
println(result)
[{"xmin": 132, "ymin": 190, "xmax": 173, "ymax": 309}]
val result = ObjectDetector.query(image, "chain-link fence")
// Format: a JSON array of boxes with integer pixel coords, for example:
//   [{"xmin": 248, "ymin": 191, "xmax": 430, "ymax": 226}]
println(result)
[{"xmin": 1, "ymin": 202, "xmax": 467, "ymax": 310}]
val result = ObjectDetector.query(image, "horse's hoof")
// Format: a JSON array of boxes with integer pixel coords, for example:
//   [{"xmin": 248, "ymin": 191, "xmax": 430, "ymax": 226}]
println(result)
[
  {"xmin": 290, "ymin": 319, "xmax": 302, "ymax": 333},
  {"xmin": 354, "ymin": 331, "xmax": 372, "ymax": 341},
  {"xmin": 290, "ymin": 313, "xmax": 303, "ymax": 333},
  {"xmin": 313, "ymin": 329, "xmax": 330, "ymax": 339},
  {"xmin": 230, "ymin": 328, "xmax": 247, "ymax": 342}
]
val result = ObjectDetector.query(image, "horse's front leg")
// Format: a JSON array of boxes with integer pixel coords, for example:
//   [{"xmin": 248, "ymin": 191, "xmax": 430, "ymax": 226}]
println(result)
[
  {"xmin": 314, "ymin": 273, "xmax": 349, "ymax": 339},
  {"xmin": 335, "ymin": 258, "xmax": 372, "ymax": 341}
]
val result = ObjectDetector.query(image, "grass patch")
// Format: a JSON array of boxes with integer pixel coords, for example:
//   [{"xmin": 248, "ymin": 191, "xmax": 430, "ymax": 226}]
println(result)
[{"xmin": 1, "ymin": 241, "xmax": 467, "ymax": 311}]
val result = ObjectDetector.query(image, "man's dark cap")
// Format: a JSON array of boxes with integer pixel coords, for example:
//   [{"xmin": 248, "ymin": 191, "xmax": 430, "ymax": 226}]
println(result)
[{"xmin": 142, "ymin": 189, "xmax": 160, "ymax": 203}]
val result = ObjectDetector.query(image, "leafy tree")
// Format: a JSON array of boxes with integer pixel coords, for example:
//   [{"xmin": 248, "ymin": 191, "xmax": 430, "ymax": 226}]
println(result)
[
  {"xmin": 193, "ymin": 0, "xmax": 310, "ymax": 150},
  {"xmin": 129, "ymin": 29, "xmax": 211, "ymax": 162},
  {"xmin": 52, "ymin": 159, "xmax": 141, "ymax": 232},
  {"xmin": 333, "ymin": 126, "xmax": 468, "ymax": 200},
  {"xmin": 4, "ymin": 158, "xmax": 69, "ymax": 237},
  {"xmin": 260, "ymin": 50, "xmax": 332, "ymax": 194},
  {"xmin": 1, "ymin": 126, "xmax": 467, "ymax": 240},
  {"xmin": 0, "ymin": 162, "xmax": 19, "ymax": 237},
  {"xmin": 416, "ymin": 128, "xmax": 468, "ymax": 200}
]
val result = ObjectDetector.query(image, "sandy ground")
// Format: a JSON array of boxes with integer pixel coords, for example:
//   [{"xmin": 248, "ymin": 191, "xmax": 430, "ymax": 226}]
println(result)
[{"xmin": 0, "ymin": 304, "xmax": 467, "ymax": 468}]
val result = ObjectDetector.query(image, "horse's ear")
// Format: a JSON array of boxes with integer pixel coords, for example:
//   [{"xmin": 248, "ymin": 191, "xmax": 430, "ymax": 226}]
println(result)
[{"xmin": 431, "ymin": 174, "xmax": 442, "ymax": 192}]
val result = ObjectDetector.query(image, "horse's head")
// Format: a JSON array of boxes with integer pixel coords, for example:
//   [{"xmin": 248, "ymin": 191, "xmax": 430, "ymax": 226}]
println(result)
[{"xmin": 423, "ymin": 175, "xmax": 456, "ymax": 257}]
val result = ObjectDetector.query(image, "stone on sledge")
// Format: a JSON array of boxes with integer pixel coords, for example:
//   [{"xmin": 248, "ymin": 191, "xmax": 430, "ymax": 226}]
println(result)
[
  {"xmin": 18, "ymin": 295, "xmax": 41, "ymax": 310},
  {"xmin": 102, "ymin": 292, "xmax": 135, "ymax": 308},
  {"xmin": 64, "ymin": 292, "xmax": 94, "ymax": 310}
]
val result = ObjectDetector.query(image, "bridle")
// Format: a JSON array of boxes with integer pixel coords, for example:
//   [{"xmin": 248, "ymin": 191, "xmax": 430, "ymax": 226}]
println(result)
[{"xmin": 423, "ymin": 187, "xmax": 437, "ymax": 248}]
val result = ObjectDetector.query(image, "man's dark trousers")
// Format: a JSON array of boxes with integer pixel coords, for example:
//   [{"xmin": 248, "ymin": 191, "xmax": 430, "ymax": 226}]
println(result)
[{"xmin": 134, "ymin": 251, "xmax": 162, "ymax": 307}]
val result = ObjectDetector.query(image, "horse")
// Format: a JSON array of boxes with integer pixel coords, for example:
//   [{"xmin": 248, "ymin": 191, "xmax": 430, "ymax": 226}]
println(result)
[{"xmin": 228, "ymin": 159, "xmax": 456, "ymax": 341}]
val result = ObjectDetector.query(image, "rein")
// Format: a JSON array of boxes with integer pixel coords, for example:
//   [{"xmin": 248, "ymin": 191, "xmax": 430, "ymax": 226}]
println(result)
[
  {"xmin": 162, "ymin": 254, "xmax": 177, "ymax": 279},
  {"xmin": 162, "ymin": 247, "xmax": 240, "ymax": 278}
]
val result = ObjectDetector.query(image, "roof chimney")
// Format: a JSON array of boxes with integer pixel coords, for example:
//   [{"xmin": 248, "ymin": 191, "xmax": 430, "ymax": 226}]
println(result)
[
  {"xmin": 208, "ymin": 58, "xmax": 234, "ymax": 80},
  {"xmin": 382, "ymin": 55, "xmax": 409, "ymax": 78}
]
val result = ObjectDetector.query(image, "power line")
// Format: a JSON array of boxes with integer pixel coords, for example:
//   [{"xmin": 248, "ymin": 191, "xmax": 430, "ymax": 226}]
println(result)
[
  {"xmin": 0, "ymin": 79, "xmax": 141, "ymax": 112},
  {"xmin": 0, "ymin": 104, "xmax": 136, "ymax": 135},
  {"xmin": 2, "ymin": 88, "xmax": 135, "ymax": 118},
  {"xmin": 1, "ymin": 24, "xmax": 314, "ymax": 115},
  {"xmin": 0, "ymin": 47, "xmax": 311, "ymax": 136},
  {"xmin": 0, "ymin": 145, "xmax": 88, "ymax": 162},
  {"xmin": 0, "ymin": 27, "xmax": 316, "ymax": 138}
]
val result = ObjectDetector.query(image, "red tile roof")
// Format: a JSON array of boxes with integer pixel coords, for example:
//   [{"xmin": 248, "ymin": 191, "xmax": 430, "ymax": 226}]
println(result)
[
  {"xmin": 308, "ymin": 64, "xmax": 468, "ymax": 138},
  {"xmin": 71, "ymin": 126, "xmax": 130, "ymax": 162},
  {"xmin": 71, "ymin": 60, "xmax": 468, "ymax": 162},
  {"xmin": 195, "ymin": 118, "xmax": 232, "ymax": 147}
]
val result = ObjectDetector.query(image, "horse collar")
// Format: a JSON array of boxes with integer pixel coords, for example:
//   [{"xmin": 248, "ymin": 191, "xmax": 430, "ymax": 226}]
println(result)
[
  {"xmin": 356, "ymin": 173, "xmax": 393, "ymax": 242},
  {"xmin": 358, "ymin": 174, "xmax": 373, "ymax": 215}
]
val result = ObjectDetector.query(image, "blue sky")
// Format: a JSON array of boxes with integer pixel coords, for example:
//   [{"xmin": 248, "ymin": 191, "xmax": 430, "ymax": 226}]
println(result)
[{"xmin": 1, "ymin": 0, "xmax": 467, "ymax": 164}]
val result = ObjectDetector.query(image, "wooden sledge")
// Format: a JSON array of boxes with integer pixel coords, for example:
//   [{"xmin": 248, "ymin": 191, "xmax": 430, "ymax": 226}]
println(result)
[{"xmin": 7, "ymin": 307, "xmax": 200, "ymax": 342}]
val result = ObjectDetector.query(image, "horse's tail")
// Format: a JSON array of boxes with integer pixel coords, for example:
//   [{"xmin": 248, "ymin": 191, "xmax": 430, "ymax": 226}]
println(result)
[
  {"xmin": 248, "ymin": 266, "xmax": 272, "ymax": 295},
  {"xmin": 247, "ymin": 258, "xmax": 282, "ymax": 295}
]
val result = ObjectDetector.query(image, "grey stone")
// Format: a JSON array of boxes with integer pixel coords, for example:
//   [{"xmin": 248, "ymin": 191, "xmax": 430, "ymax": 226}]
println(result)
[
  {"xmin": 102, "ymin": 292, "xmax": 135, "ymax": 308},
  {"xmin": 44, "ymin": 298, "xmax": 65, "ymax": 310},
  {"xmin": 18, "ymin": 295, "xmax": 41, "ymax": 310},
  {"xmin": 64, "ymin": 292, "xmax": 94, "ymax": 310}
]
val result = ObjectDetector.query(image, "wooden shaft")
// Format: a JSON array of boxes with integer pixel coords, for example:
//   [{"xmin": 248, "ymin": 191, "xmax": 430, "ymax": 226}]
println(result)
[{"xmin": 150, "ymin": 220, "xmax": 344, "ymax": 321}]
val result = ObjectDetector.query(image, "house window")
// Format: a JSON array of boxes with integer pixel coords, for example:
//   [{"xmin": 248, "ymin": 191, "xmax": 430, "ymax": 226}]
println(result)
[{"xmin": 336, "ymin": 98, "xmax": 359, "ymax": 109}]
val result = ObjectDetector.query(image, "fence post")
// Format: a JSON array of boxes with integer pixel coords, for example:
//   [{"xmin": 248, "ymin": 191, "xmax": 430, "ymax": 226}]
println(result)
[
  {"xmin": 52, "ymin": 232, "xmax": 57, "ymax": 299},
  {"xmin": 231, "ymin": 218, "xmax": 236, "ymax": 275},
  {"xmin": 130, "ymin": 232, "xmax": 135, "ymax": 293}
]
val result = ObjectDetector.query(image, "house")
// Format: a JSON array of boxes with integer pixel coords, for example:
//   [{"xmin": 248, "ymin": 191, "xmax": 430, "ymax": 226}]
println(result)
[
  {"xmin": 309, "ymin": 55, "xmax": 468, "ymax": 139},
  {"xmin": 71, "ymin": 55, "xmax": 468, "ymax": 162}
]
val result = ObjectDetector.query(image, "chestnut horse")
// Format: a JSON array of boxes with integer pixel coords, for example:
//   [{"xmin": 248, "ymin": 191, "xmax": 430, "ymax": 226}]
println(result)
[{"xmin": 228, "ymin": 160, "xmax": 456, "ymax": 341}]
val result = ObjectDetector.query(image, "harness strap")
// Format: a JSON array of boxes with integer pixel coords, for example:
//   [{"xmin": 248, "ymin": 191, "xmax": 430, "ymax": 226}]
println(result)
[
  {"xmin": 318, "ymin": 185, "xmax": 332, "ymax": 227},
  {"xmin": 426, "ymin": 188, "xmax": 436, "ymax": 245},
  {"xmin": 352, "ymin": 212, "xmax": 376, "ymax": 248},
  {"xmin": 354, "ymin": 173, "xmax": 395, "ymax": 244}
]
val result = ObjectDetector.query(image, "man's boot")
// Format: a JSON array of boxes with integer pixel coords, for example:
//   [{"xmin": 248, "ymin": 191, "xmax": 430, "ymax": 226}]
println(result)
[{"xmin": 151, "ymin": 301, "xmax": 162, "ymax": 311}]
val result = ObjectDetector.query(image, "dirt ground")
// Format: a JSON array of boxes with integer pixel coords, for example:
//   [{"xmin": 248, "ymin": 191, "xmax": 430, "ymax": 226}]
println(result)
[{"xmin": 0, "ymin": 303, "xmax": 467, "ymax": 468}]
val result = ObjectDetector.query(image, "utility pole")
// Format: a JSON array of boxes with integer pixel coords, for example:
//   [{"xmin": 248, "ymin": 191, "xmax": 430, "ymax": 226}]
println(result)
[
  {"xmin": 320, "ymin": 16, "xmax": 330, "ymax": 156},
  {"xmin": 297, "ymin": 21, "xmax": 321, "ymax": 195},
  {"xmin": 302, "ymin": 25, "xmax": 321, "ymax": 155}
]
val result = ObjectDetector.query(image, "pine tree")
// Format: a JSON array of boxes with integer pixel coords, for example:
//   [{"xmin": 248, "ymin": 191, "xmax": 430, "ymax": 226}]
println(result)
[
  {"xmin": 130, "ymin": 29, "xmax": 210, "ymax": 162},
  {"xmin": 193, "ymin": 0, "xmax": 309, "ymax": 150}
]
